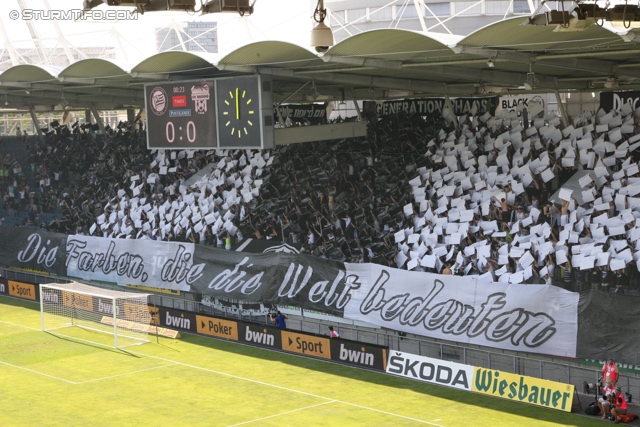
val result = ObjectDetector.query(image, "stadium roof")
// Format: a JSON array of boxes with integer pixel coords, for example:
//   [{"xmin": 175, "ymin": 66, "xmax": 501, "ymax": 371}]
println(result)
[{"xmin": 1, "ymin": 17, "xmax": 640, "ymax": 110}]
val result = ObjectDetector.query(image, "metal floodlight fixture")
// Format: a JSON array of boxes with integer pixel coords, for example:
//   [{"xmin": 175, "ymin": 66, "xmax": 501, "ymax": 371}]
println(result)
[
  {"xmin": 578, "ymin": 3, "xmax": 609, "ymax": 21},
  {"xmin": 548, "ymin": 3, "xmax": 597, "ymax": 32},
  {"xmin": 524, "ymin": 63, "xmax": 537, "ymax": 91},
  {"xmin": 311, "ymin": 0, "xmax": 334, "ymax": 53},
  {"xmin": 136, "ymin": 0, "xmax": 194, "ymax": 11},
  {"xmin": 58, "ymin": 92, "xmax": 69, "ymax": 109},
  {"xmin": 608, "ymin": 4, "xmax": 640, "ymax": 28},
  {"xmin": 338, "ymin": 87, "xmax": 347, "ymax": 106},
  {"xmin": 86, "ymin": 0, "xmax": 255, "ymax": 15},
  {"xmin": 525, "ymin": 2, "xmax": 640, "ymax": 30},
  {"xmin": 308, "ymin": 80, "xmax": 320, "ymax": 101},
  {"xmin": 202, "ymin": 0, "xmax": 255, "ymax": 16},
  {"xmin": 604, "ymin": 77, "xmax": 619, "ymax": 88},
  {"xmin": 487, "ymin": 58, "xmax": 495, "ymax": 68}
]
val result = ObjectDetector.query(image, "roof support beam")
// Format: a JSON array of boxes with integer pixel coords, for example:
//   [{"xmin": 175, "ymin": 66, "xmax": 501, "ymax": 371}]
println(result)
[
  {"xmin": 3, "ymin": 92, "xmax": 142, "ymax": 109},
  {"xmin": 0, "ymin": 82, "xmax": 32, "ymax": 89},
  {"xmin": 28, "ymin": 105, "xmax": 45, "ymax": 145},
  {"xmin": 130, "ymin": 72, "xmax": 172, "ymax": 81},
  {"xmin": 90, "ymin": 104, "xmax": 105, "ymax": 133},
  {"xmin": 455, "ymin": 46, "xmax": 533, "ymax": 62},
  {"xmin": 0, "ymin": 82, "xmax": 138, "ymax": 96},
  {"xmin": 417, "ymin": 64, "xmax": 589, "ymax": 90},
  {"xmin": 16, "ymin": 0, "xmax": 46, "ymax": 64},
  {"xmin": 554, "ymin": 87, "xmax": 568, "ymax": 127},
  {"xmin": 1, "ymin": 84, "xmax": 140, "ymax": 100},
  {"xmin": 57, "ymin": 77, "xmax": 96, "ymax": 84},
  {"xmin": 539, "ymin": 57, "xmax": 621, "ymax": 76},
  {"xmin": 0, "ymin": 17, "xmax": 20, "ymax": 66},
  {"xmin": 453, "ymin": 46, "xmax": 640, "ymax": 78},
  {"xmin": 74, "ymin": 88, "xmax": 140, "ymax": 99},
  {"xmin": 58, "ymin": 79, "xmax": 132, "ymax": 88},
  {"xmin": 535, "ymin": 48, "xmax": 640, "ymax": 61},
  {"xmin": 215, "ymin": 64, "xmax": 257, "ymax": 73},
  {"xmin": 260, "ymin": 67, "xmax": 478, "ymax": 96},
  {"xmin": 321, "ymin": 55, "xmax": 402, "ymax": 70},
  {"xmin": 444, "ymin": 89, "xmax": 458, "ymax": 128},
  {"xmin": 43, "ymin": 0, "xmax": 75, "ymax": 65},
  {"xmin": 414, "ymin": 0, "xmax": 429, "ymax": 33},
  {"xmin": 349, "ymin": 88, "xmax": 363, "ymax": 121},
  {"xmin": 170, "ymin": 19, "xmax": 188, "ymax": 52}
]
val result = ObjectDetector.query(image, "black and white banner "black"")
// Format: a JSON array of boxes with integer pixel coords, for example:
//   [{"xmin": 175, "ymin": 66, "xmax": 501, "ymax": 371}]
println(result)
[{"xmin": 600, "ymin": 90, "xmax": 640, "ymax": 113}]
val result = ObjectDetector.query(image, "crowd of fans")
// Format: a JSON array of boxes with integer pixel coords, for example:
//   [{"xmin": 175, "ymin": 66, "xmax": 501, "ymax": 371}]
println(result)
[{"xmin": 1, "ymin": 99, "xmax": 640, "ymax": 292}]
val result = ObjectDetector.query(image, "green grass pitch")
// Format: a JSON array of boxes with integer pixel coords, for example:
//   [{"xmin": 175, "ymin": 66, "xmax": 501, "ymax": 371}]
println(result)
[{"xmin": 0, "ymin": 296, "xmax": 603, "ymax": 426}]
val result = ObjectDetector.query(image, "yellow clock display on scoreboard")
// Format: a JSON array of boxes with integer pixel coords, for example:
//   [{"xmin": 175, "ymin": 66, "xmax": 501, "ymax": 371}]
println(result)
[
  {"xmin": 222, "ymin": 87, "xmax": 255, "ymax": 139},
  {"xmin": 216, "ymin": 75, "xmax": 271, "ymax": 149}
]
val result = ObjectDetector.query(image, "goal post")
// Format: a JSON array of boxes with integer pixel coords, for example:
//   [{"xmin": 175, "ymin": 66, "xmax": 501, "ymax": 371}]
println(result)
[{"xmin": 40, "ymin": 281, "xmax": 152, "ymax": 349}]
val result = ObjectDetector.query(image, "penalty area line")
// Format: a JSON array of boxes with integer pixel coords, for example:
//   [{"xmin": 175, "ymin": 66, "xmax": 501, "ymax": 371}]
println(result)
[
  {"xmin": 226, "ymin": 401, "xmax": 335, "ymax": 427},
  {"xmin": 130, "ymin": 350, "xmax": 445, "ymax": 427},
  {"xmin": 0, "ymin": 320, "xmax": 41, "ymax": 331},
  {"xmin": 0, "ymin": 359, "xmax": 77, "ymax": 384},
  {"xmin": 75, "ymin": 362, "xmax": 179, "ymax": 384}
]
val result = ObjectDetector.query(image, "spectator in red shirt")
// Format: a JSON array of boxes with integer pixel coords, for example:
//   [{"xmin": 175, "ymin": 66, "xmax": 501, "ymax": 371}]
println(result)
[
  {"xmin": 603, "ymin": 358, "xmax": 619, "ymax": 385},
  {"xmin": 611, "ymin": 387, "xmax": 628, "ymax": 423}
]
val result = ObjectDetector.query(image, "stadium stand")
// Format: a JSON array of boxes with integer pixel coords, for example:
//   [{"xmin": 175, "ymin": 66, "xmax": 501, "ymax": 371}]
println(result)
[{"xmin": 1, "ymin": 102, "xmax": 639, "ymax": 291}]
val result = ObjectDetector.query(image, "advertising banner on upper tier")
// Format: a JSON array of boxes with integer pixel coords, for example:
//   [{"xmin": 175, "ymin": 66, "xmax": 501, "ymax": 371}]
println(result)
[
  {"xmin": 343, "ymin": 264, "xmax": 579, "ymax": 358},
  {"xmin": 363, "ymin": 96, "xmax": 498, "ymax": 118},
  {"xmin": 275, "ymin": 103, "xmax": 328, "ymax": 125},
  {"xmin": 600, "ymin": 90, "xmax": 640, "ymax": 114},
  {"xmin": 495, "ymin": 94, "xmax": 547, "ymax": 118}
]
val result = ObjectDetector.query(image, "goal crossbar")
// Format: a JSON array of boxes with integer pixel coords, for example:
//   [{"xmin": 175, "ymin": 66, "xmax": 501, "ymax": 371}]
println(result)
[{"xmin": 40, "ymin": 283, "xmax": 143, "ymax": 300}]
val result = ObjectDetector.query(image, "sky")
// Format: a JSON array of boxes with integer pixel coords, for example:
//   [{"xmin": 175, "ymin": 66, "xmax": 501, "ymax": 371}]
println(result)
[{"xmin": 0, "ymin": 0, "xmax": 314, "ymax": 67}]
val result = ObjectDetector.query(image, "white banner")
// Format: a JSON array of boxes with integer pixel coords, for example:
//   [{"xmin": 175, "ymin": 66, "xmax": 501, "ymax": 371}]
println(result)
[
  {"xmin": 386, "ymin": 351, "xmax": 473, "ymax": 390},
  {"xmin": 344, "ymin": 264, "xmax": 579, "ymax": 358},
  {"xmin": 65, "ymin": 235, "xmax": 202, "ymax": 291}
]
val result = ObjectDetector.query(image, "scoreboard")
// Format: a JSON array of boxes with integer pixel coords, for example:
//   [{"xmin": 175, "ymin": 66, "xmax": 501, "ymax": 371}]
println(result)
[{"xmin": 145, "ymin": 75, "xmax": 274, "ymax": 150}]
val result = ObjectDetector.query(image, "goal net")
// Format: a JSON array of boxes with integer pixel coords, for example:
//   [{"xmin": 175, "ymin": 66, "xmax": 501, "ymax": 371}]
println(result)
[{"xmin": 40, "ymin": 281, "xmax": 152, "ymax": 349}]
